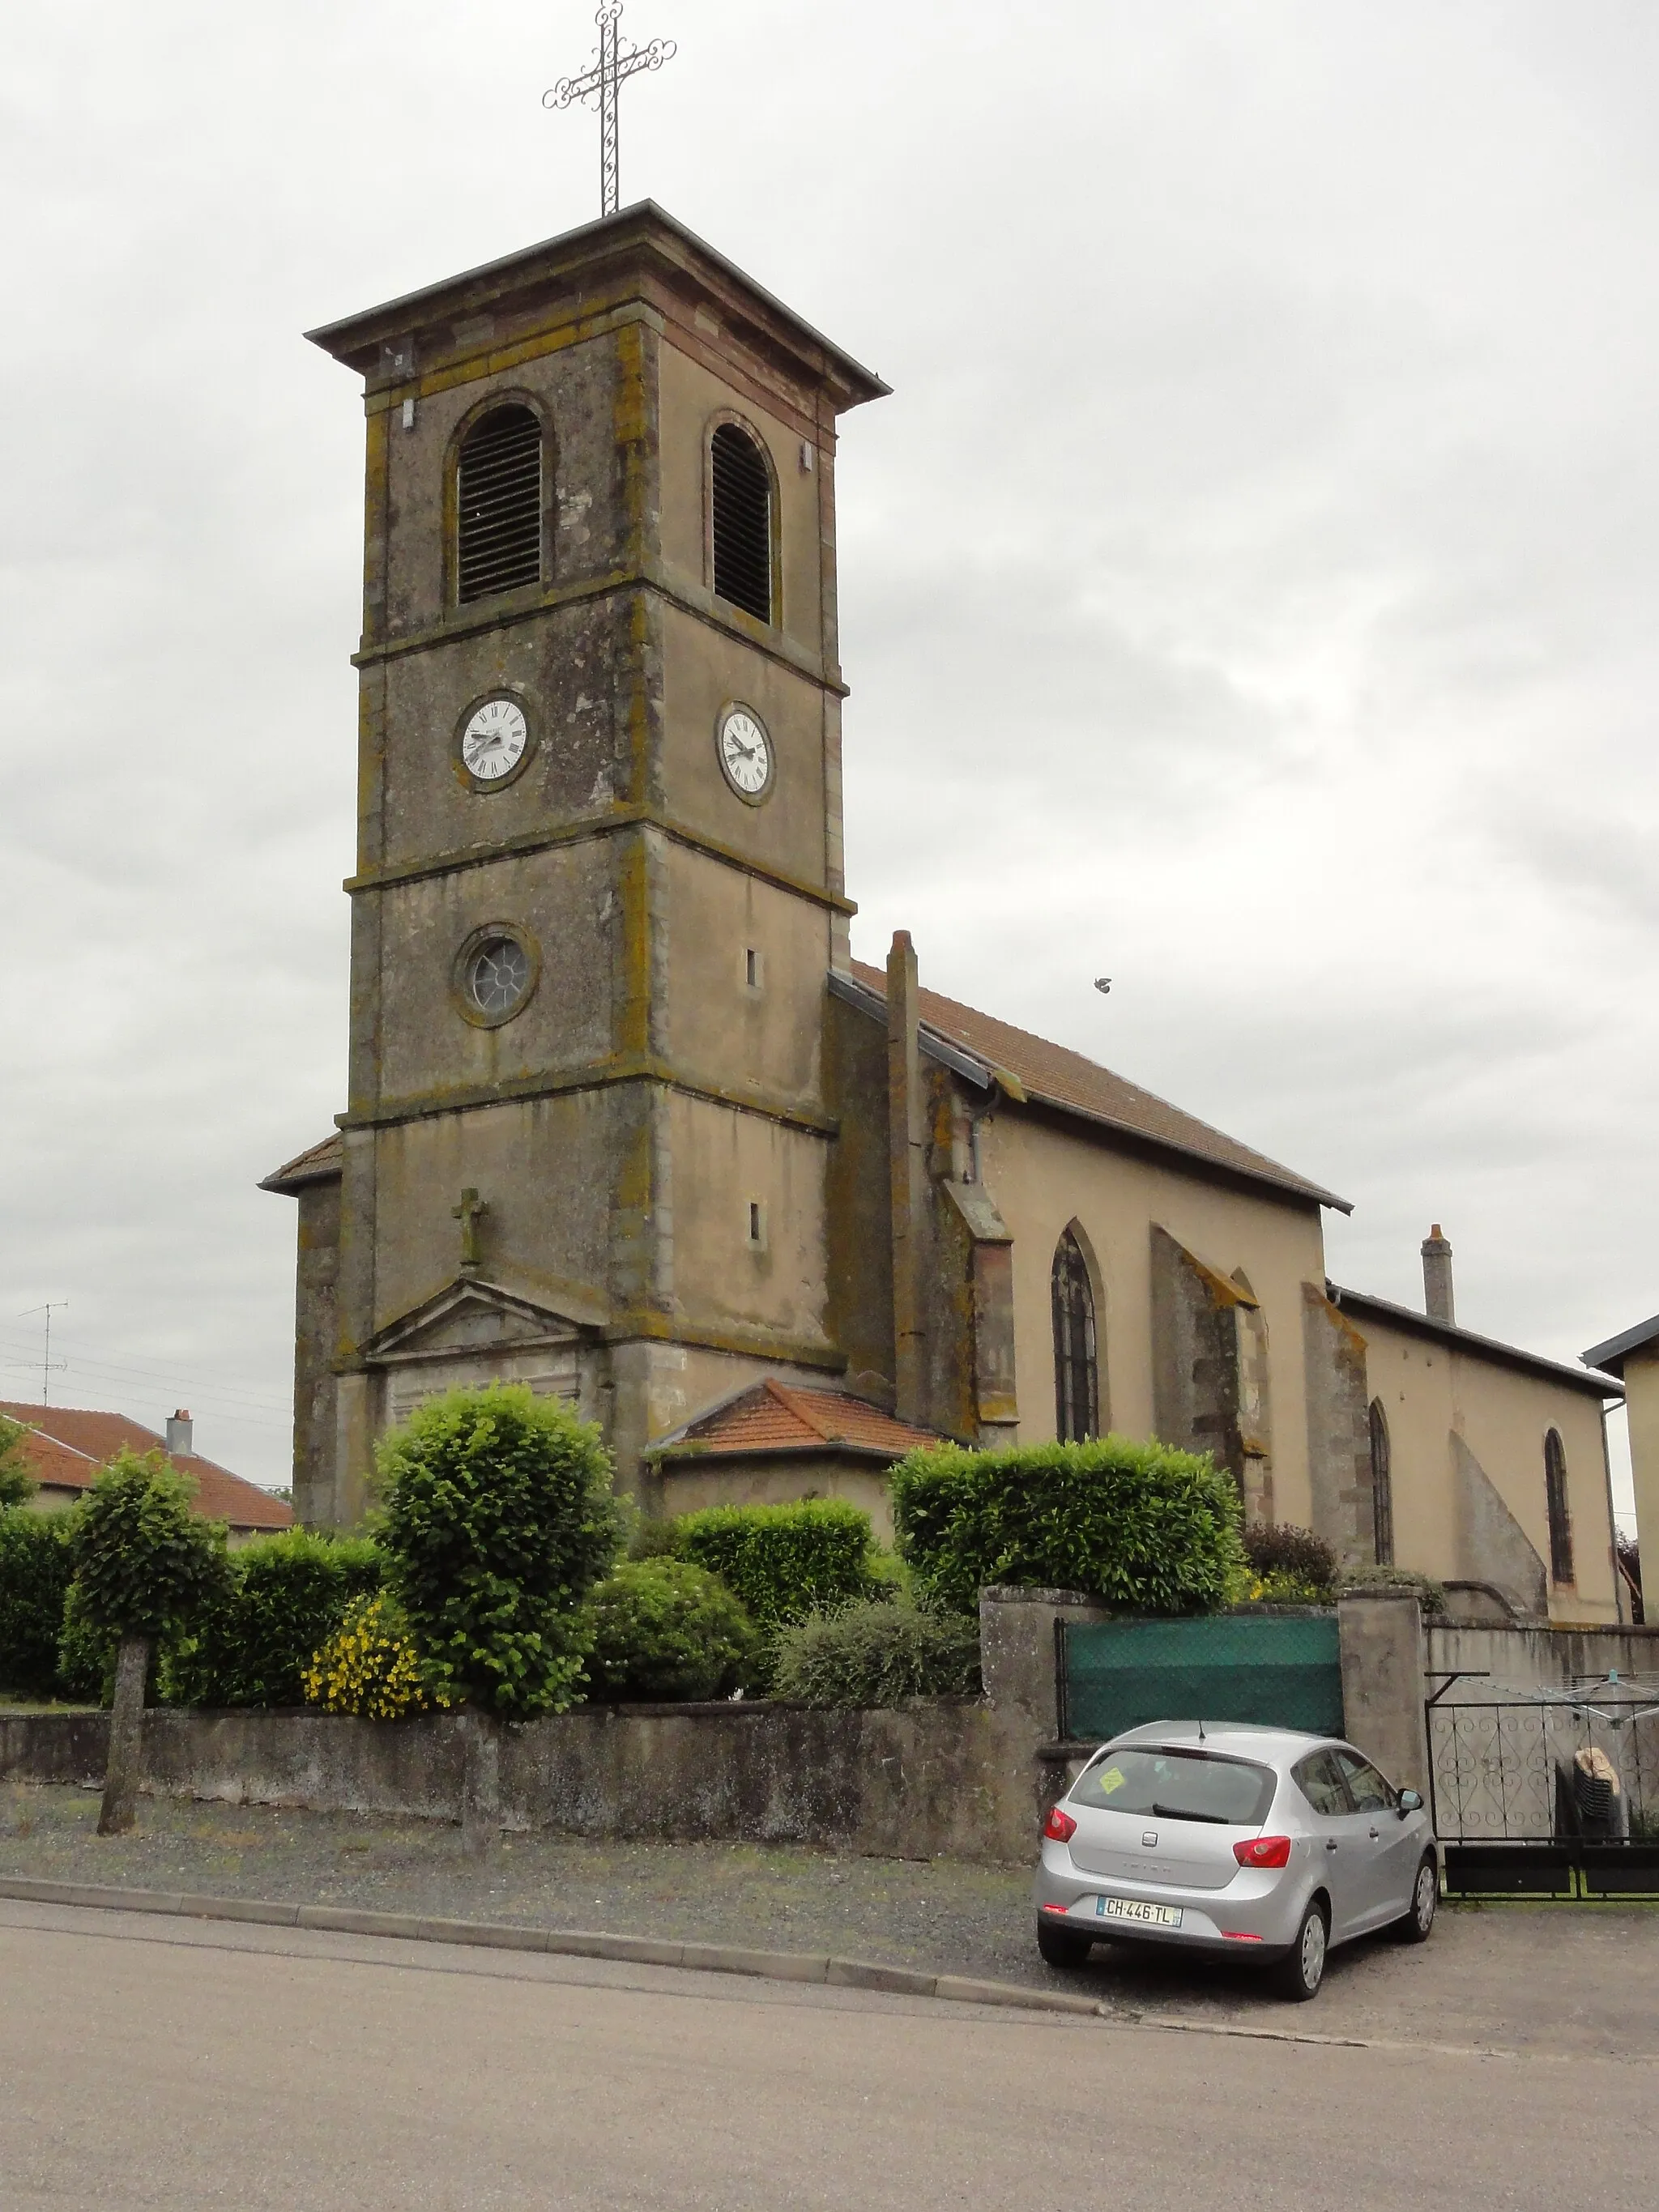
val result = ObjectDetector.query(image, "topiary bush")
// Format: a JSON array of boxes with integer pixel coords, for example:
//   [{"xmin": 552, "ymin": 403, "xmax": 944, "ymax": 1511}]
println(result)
[
  {"xmin": 70, "ymin": 1449, "xmax": 231, "ymax": 1643},
  {"xmin": 669, "ymin": 1499, "xmax": 881, "ymax": 1645},
  {"xmin": 164, "ymin": 1528, "xmax": 383, "ymax": 1708},
  {"xmin": 302, "ymin": 1592, "xmax": 448, "ymax": 1720},
  {"xmin": 889, "ymin": 1437, "xmax": 1246, "ymax": 1617},
  {"xmin": 0, "ymin": 1507, "xmax": 77, "ymax": 1696},
  {"xmin": 771, "ymin": 1600, "xmax": 982, "ymax": 1708},
  {"xmin": 1241, "ymin": 1523, "xmax": 1337, "ymax": 1594},
  {"xmin": 582, "ymin": 1558, "xmax": 756, "ymax": 1703},
  {"xmin": 375, "ymin": 1386, "xmax": 621, "ymax": 1718}
]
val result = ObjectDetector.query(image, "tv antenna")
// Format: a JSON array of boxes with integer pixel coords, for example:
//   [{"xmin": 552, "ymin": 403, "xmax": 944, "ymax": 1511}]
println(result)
[{"xmin": 17, "ymin": 1302, "xmax": 68, "ymax": 1406}]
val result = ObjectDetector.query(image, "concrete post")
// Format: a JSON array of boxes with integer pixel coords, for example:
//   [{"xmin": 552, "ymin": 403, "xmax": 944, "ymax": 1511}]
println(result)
[
  {"xmin": 979, "ymin": 1585, "xmax": 1109, "ymax": 1833},
  {"xmin": 1337, "ymin": 1590, "xmax": 1430, "ymax": 1798}
]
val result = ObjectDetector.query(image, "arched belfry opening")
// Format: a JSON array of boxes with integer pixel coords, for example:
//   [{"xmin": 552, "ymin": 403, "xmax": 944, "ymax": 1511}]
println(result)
[
  {"xmin": 1545, "ymin": 1428, "xmax": 1575, "ymax": 1584},
  {"xmin": 710, "ymin": 420, "xmax": 772, "ymax": 622},
  {"xmin": 1051, "ymin": 1225, "xmax": 1099, "ymax": 1443},
  {"xmin": 457, "ymin": 403, "xmax": 544, "ymax": 603}
]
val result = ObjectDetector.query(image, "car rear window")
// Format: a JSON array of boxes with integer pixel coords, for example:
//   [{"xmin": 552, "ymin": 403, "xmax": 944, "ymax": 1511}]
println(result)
[{"xmin": 1069, "ymin": 1746, "xmax": 1276, "ymax": 1826}]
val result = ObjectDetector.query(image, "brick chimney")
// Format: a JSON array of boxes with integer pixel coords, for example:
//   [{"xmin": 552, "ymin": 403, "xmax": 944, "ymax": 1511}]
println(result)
[
  {"xmin": 1420, "ymin": 1226, "xmax": 1455, "ymax": 1325},
  {"xmin": 165, "ymin": 1408, "xmax": 194, "ymax": 1457}
]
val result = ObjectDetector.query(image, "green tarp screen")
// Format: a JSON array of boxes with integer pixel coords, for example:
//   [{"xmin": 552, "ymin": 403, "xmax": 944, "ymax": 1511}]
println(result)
[{"xmin": 1062, "ymin": 1613, "xmax": 1344, "ymax": 1742}]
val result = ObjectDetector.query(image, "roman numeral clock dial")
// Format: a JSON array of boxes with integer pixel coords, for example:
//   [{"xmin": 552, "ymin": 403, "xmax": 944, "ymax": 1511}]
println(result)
[
  {"xmin": 458, "ymin": 696, "xmax": 530, "ymax": 786},
  {"xmin": 717, "ymin": 704, "xmax": 773, "ymax": 803}
]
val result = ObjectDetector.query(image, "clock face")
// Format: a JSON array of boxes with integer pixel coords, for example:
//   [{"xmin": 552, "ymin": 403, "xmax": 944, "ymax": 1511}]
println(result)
[
  {"xmin": 718, "ymin": 705, "xmax": 773, "ymax": 801},
  {"xmin": 460, "ymin": 696, "xmax": 529, "ymax": 784}
]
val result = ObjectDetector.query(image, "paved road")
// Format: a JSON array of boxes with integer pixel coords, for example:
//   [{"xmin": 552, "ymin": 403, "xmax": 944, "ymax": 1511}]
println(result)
[{"xmin": 0, "ymin": 1900, "xmax": 1651, "ymax": 2210}]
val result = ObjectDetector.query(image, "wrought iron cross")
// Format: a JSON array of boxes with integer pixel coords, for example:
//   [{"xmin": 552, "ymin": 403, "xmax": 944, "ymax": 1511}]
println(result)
[
  {"xmin": 544, "ymin": 5, "xmax": 677, "ymax": 219},
  {"xmin": 452, "ymin": 1187, "xmax": 488, "ymax": 1271}
]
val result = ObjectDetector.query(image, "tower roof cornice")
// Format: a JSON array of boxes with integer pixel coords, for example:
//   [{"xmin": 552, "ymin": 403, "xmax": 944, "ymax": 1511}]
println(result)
[{"xmin": 304, "ymin": 199, "xmax": 889, "ymax": 412}]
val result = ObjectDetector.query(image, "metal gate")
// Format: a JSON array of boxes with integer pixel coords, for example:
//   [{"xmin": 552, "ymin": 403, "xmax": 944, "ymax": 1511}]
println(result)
[
  {"xmin": 1428, "ymin": 1678, "xmax": 1659, "ymax": 1899},
  {"xmin": 1059, "ymin": 1613, "xmax": 1345, "ymax": 1743}
]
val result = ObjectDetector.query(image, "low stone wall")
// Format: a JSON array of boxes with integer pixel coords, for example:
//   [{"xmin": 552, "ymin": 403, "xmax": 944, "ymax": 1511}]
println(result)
[
  {"xmin": 1426, "ymin": 1619, "xmax": 1659, "ymax": 1693},
  {"xmin": 0, "ymin": 1698, "xmax": 1036, "ymax": 1865}
]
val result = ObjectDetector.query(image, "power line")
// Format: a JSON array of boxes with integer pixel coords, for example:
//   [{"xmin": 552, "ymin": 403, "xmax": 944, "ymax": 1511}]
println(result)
[{"xmin": 0, "ymin": 1331, "xmax": 291, "ymax": 1415}]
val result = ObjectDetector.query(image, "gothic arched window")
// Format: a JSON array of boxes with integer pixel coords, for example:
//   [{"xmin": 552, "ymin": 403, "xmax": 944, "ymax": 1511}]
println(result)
[
  {"xmin": 457, "ymin": 403, "xmax": 543, "ymax": 603},
  {"xmin": 1368, "ymin": 1398, "xmax": 1394, "ymax": 1566},
  {"xmin": 710, "ymin": 421, "xmax": 773, "ymax": 623},
  {"xmin": 1545, "ymin": 1429, "xmax": 1575, "ymax": 1584},
  {"xmin": 1051, "ymin": 1227, "xmax": 1098, "ymax": 1443}
]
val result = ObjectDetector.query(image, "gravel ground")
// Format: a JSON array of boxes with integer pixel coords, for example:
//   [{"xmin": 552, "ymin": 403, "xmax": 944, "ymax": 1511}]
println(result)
[{"xmin": 5, "ymin": 1779, "xmax": 1658, "ymax": 2053}]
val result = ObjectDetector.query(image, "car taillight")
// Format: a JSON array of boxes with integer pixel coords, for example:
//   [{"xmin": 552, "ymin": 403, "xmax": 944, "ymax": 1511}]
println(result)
[
  {"xmin": 1233, "ymin": 1834, "xmax": 1292, "ymax": 1869},
  {"xmin": 1043, "ymin": 1805, "xmax": 1077, "ymax": 1843}
]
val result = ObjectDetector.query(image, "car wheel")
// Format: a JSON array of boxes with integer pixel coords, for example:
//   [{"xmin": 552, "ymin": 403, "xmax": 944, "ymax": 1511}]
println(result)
[
  {"xmin": 1037, "ymin": 1918, "xmax": 1094, "ymax": 1970},
  {"xmin": 1269, "ymin": 1899, "xmax": 1328, "ymax": 2001},
  {"xmin": 1389, "ymin": 1854, "xmax": 1439, "ymax": 1945}
]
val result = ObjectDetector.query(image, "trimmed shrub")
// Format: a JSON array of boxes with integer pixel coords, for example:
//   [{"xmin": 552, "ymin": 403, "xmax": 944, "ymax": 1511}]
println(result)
[
  {"xmin": 771, "ymin": 1600, "xmax": 982, "ymax": 1708},
  {"xmin": 302, "ymin": 1592, "xmax": 447, "ymax": 1720},
  {"xmin": 1241, "ymin": 1524, "xmax": 1336, "ymax": 1594},
  {"xmin": 164, "ymin": 1529, "xmax": 382, "ymax": 1708},
  {"xmin": 70, "ymin": 1450, "xmax": 230, "ymax": 1642},
  {"xmin": 583, "ymin": 1558, "xmax": 755, "ymax": 1703},
  {"xmin": 0, "ymin": 1508, "xmax": 76, "ymax": 1695},
  {"xmin": 889, "ymin": 1437, "xmax": 1246, "ymax": 1617},
  {"xmin": 1335, "ymin": 1563, "xmax": 1448, "ymax": 1614},
  {"xmin": 670, "ymin": 1500, "xmax": 880, "ymax": 1643},
  {"xmin": 376, "ymin": 1386, "xmax": 621, "ymax": 1718}
]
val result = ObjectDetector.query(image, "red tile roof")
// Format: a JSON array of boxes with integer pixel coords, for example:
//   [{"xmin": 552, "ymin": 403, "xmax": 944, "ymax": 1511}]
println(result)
[
  {"xmin": 260, "ymin": 1133, "xmax": 343, "ymax": 1192},
  {"xmin": 1, "ymin": 1404, "xmax": 292, "ymax": 1532},
  {"xmin": 849, "ymin": 961, "xmax": 1348, "ymax": 1213},
  {"xmin": 659, "ymin": 1379, "xmax": 942, "ymax": 1462}
]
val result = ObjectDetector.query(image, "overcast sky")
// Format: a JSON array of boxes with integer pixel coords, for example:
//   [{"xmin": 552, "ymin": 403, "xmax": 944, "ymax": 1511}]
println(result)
[{"xmin": 2, "ymin": 2, "xmax": 1655, "ymax": 1517}]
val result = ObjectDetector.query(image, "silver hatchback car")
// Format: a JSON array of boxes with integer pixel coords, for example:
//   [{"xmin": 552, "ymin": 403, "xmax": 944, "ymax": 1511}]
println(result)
[{"xmin": 1033, "ymin": 1721, "xmax": 1439, "ymax": 2000}]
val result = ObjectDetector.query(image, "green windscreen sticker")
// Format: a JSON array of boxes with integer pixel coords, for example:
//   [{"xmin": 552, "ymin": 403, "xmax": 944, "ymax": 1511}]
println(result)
[{"xmin": 1098, "ymin": 1767, "xmax": 1125, "ymax": 1795}]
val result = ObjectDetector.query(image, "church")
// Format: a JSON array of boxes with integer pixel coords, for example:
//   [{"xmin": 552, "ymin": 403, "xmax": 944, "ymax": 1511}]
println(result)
[{"xmin": 263, "ymin": 201, "xmax": 1626, "ymax": 1629}]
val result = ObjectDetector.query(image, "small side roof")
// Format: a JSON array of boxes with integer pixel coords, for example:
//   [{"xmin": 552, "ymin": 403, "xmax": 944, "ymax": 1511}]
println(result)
[
  {"xmin": 651, "ymin": 1378, "xmax": 942, "ymax": 1463},
  {"xmin": 260, "ymin": 1133, "xmax": 343, "ymax": 1194},
  {"xmin": 1326, "ymin": 1287, "xmax": 1623, "ymax": 1400},
  {"xmin": 1581, "ymin": 1314, "xmax": 1659, "ymax": 1380},
  {"xmin": 839, "ymin": 963, "xmax": 1350, "ymax": 1213}
]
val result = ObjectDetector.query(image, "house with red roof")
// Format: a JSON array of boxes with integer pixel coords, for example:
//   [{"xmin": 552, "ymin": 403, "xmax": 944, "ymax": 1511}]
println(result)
[{"xmin": 2, "ymin": 1403, "xmax": 292, "ymax": 1543}]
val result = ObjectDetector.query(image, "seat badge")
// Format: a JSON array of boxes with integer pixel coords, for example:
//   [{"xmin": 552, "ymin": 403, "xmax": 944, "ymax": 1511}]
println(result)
[{"xmin": 1141, "ymin": 1831, "xmax": 1158, "ymax": 1848}]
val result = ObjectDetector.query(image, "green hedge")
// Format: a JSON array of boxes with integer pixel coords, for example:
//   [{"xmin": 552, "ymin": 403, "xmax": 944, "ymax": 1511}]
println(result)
[
  {"xmin": 164, "ymin": 1529, "xmax": 383, "ymax": 1707},
  {"xmin": 0, "ymin": 1509, "xmax": 77, "ymax": 1696},
  {"xmin": 771, "ymin": 1600, "xmax": 981, "ymax": 1708},
  {"xmin": 669, "ymin": 1500, "xmax": 879, "ymax": 1641},
  {"xmin": 583, "ymin": 1558, "xmax": 755, "ymax": 1703},
  {"xmin": 889, "ymin": 1437, "xmax": 1246, "ymax": 1616}
]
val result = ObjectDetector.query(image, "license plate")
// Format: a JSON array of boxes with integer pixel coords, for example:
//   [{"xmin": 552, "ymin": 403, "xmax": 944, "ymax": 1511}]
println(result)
[{"xmin": 1096, "ymin": 1896, "xmax": 1183, "ymax": 1929}]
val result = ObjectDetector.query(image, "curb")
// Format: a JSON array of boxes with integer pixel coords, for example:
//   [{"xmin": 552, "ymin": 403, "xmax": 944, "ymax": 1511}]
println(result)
[{"xmin": 0, "ymin": 1874, "xmax": 1103, "ymax": 2022}]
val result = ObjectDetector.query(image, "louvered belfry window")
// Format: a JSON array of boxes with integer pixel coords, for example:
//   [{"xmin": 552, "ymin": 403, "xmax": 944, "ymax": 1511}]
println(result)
[
  {"xmin": 1369, "ymin": 1399, "xmax": 1394, "ymax": 1566},
  {"xmin": 1051, "ymin": 1227, "xmax": 1099, "ymax": 1444},
  {"xmin": 710, "ymin": 422, "xmax": 772, "ymax": 623},
  {"xmin": 457, "ymin": 403, "xmax": 543, "ymax": 604},
  {"xmin": 1545, "ymin": 1429, "xmax": 1575, "ymax": 1584}
]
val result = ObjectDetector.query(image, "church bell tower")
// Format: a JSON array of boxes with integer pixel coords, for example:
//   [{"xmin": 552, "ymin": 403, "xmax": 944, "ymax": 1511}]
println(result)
[{"xmin": 292, "ymin": 205, "xmax": 887, "ymax": 1521}]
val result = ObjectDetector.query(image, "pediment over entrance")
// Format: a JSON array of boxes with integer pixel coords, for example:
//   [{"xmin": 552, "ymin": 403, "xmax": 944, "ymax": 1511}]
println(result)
[{"xmin": 365, "ymin": 1277, "xmax": 599, "ymax": 1430}]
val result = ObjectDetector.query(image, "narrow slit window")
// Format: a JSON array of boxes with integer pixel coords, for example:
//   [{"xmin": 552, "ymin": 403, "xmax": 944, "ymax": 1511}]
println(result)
[
  {"xmin": 1051, "ymin": 1226, "xmax": 1098, "ymax": 1443},
  {"xmin": 710, "ymin": 422, "xmax": 772, "ymax": 623},
  {"xmin": 747, "ymin": 1200, "xmax": 765, "ymax": 1248},
  {"xmin": 457, "ymin": 403, "xmax": 543, "ymax": 603},
  {"xmin": 1368, "ymin": 1398, "xmax": 1393, "ymax": 1566},
  {"xmin": 1545, "ymin": 1429, "xmax": 1574, "ymax": 1584},
  {"xmin": 745, "ymin": 948, "xmax": 759, "ymax": 989}
]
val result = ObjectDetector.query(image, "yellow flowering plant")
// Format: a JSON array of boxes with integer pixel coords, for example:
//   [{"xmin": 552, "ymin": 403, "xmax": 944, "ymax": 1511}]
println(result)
[{"xmin": 301, "ymin": 1592, "xmax": 449, "ymax": 1720}]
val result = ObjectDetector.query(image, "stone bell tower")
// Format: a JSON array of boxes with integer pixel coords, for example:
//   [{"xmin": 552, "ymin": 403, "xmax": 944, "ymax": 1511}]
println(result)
[{"xmin": 276, "ymin": 204, "xmax": 887, "ymax": 1524}]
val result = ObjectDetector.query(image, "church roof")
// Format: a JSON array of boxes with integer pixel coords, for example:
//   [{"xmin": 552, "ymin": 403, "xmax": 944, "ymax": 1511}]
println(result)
[
  {"xmin": 842, "ymin": 963, "xmax": 1350, "ymax": 1214},
  {"xmin": 1581, "ymin": 1312, "xmax": 1659, "ymax": 1380},
  {"xmin": 0, "ymin": 1404, "xmax": 293, "ymax": 1530},
  {"xmin": 259, "ymin": 1133, "xmax": 343, "ymax": 1193},
  {"xmin": 1324, "ymin": 1289, "xmax": 1623, "ymax": 1400},
  {"xmin": 651, "ymin": 1379, "xmax": 942, "ymax": 1464}
]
